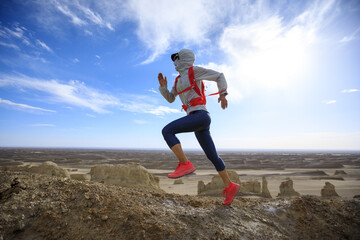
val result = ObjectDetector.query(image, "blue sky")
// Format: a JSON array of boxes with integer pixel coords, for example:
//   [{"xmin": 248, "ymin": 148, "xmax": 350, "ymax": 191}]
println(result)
[{"xmin": 0, "ymin": 0, "xmax": 359, "ymax": 150}]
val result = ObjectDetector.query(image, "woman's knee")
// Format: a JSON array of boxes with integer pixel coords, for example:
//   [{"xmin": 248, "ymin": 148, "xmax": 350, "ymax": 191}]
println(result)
[{"xmin": 162, "ymin": 125, "xmax": 171, "ymax": 137}]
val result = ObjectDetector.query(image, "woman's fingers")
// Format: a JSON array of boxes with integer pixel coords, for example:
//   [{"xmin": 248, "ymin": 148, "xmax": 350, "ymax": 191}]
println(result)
[
  {"xmin": 158, "ymin": 73, "xmax": 167, "ymax": 86},
  {"xmin": 221, "ymin": 98, "xmax": 228, "ymax": 109},
  {"xmin": 218, "ymin": 96, "xmax": 228, "ymax": 109}
]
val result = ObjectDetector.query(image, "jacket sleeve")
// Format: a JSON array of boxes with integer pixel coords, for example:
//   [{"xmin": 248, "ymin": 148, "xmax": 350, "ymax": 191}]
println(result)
[
  {"xmin": 159, "ymin": 84, "xmax": 177, "ymax": 103},
  {"xmin": 193, "ymin": 66, "xmax": 228, "ymax": 95}
]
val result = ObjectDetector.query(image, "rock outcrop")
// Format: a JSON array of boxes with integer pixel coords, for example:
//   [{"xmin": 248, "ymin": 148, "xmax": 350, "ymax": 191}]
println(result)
[
  {"xmin": 241, "ymin": 180, "xmax": 261, "ymax": 194},
  {"xmin": 277, "ymin": 179, "xmax": 300, "ymax": 197},
  {"xmin": 261, "ymin": 176, "xmax": 272, "ymax": 198},
  {"xmin": 321, "ymin": 182, "xmax": 340, "ymax": 198},
  {"xmin": 198, "ymin": 171, "xmax": 240, "ymax": 196},
  {"xmin": 334, "ymin": 170, "xmax": 347, "ymax": 175},
  {"xmin": 90, "ymin": 163, "xmax": 161, "ymax": 191},
  {"xmin": 30, "ymin": 161, "xmax": 70, "ymax": 178},
  {"xmin": 2, "ymin": 161, "xmax": 70, "ymax": 178}
]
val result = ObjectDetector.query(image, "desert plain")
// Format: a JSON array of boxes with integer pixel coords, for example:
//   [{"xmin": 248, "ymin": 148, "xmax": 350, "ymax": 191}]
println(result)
[{"xmin": 1, "ymin": 148, "xmax": 359, "ymax": 199}]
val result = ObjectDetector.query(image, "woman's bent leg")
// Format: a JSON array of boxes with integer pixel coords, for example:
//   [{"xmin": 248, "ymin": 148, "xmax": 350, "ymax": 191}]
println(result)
[
  {"xmin": 162, "ymin": 111, "xmax": 210, "ymax": 178},
  {"xmin": 195, "ymin": 129, "xmax": 239, "ymax": 205}
]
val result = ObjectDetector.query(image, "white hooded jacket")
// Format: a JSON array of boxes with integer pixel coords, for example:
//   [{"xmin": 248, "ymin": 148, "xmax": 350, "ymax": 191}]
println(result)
[{"xmin": 159, "ymin": 49, "xmax": 228, "ymax": 114}]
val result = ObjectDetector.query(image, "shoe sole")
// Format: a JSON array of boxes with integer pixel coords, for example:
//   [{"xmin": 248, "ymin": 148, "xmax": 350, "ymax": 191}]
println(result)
[
  {"xmin": 168, "ymin": 167, "xmax": 196, "ymax": 178},
  {"xmin": 223, "ymin": 184, "xmax": 240, "ymax": 205}
]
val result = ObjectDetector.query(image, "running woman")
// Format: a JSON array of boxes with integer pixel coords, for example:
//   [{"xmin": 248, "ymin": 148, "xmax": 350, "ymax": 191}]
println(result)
[{"xmin": 158, "ymin": 49, "xmax": 239, "ymax": 205}]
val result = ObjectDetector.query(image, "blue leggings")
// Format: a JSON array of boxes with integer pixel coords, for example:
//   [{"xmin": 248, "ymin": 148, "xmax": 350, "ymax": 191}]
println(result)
[{"xmin": 162, "ymin": 110, "xmax": 226, "ymax": 171}]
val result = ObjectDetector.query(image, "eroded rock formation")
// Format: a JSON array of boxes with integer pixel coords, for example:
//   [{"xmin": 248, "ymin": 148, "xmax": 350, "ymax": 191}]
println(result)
[
  {"xmin": 277, "ymin": 179, "xmax": 300, "ymax": 197},
  {"xmin": 321, "ymin": 182, "xmax": 340, "ymax": 198},
  {"xmin": 90, "ymin": 163, "xmax": 161, "ymax": 191},
  {"xmin": 261, "ymin": 176, "xmax": 272, "ymax": 198}
]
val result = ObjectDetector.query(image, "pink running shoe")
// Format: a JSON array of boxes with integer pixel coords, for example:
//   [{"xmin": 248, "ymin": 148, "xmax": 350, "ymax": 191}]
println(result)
[
  {"xmin": 222, "ymin": 182, "xmax": 240, "ymax": 205},
  {"xmin": 168, "ymin": 161, "xmax": 196, "ymax": 178}
]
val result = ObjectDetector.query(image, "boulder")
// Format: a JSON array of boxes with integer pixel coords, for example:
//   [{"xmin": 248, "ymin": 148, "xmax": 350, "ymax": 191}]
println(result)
[
  {"xmin": 261, "ymin": 176, "xmax": 272, "ymax": 198},
  {"xmin": 174, "ymin": 179, "xmax": 184, "ymax": 185},
  {"xmin": 277, "ymin": 179, "xmax": 300, "ymax": 197},
  {"xmin": 321, "ymin": 182, "xmax": 340, "ymax": 198},
  {"xmin": 90, "ymin": 163, "xmax": 161, "ymax": 191}
]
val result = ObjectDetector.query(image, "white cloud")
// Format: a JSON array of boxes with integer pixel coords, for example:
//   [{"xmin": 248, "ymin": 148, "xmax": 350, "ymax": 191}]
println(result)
[
  {"xmin": 0, "ymin": 23, "xmax": 54, "ymax": 54},
  {"xmin": 0, "ymin": 23, "xmax": 31, "ymax": 47},
  {"xmin": 54, "ymin": 2, "xmax": 87, "ymax": 26},
  {"xmin": 211, "ymin": 0, "xmax": 336, "ymax": 101},
  {"xmin": 0, "ymin": 41, "xmax": 20, "ymax": 50},
  {"xmin": 147, "ymin": 88, "xmax": 158, "ymax": 94},
  {"xmin": 126, "ymin": 0, "xmax": 217, "ymax": 64},
  {"xmin": 0, "ymin": 98, "xmax": 56, "ymax": 113},
  {"xmin": 36, "ymin": 39, "xmax": 53, "ymax": 52},
  {"xmin": 5, "ymin": 25, "xmax": 26, "ymax": 39},
  {"xmin": 0, "ymin": 74, "xmax": 119, "ymax": 113},
  {"xmin": 30, "ymin": 0, "xmax": 338, "ymax": 67},
  {"xmin": 342, "ymin": 89, "xmax": 359, "ymax": 93},
  {"xmin": 52, "ymin": 0, "xmax": 114, "ymax": 31},
  {"xmin": 86, "ymin": 113, "xmax": 96, "ymax": 118},
  {"xmin": 76, "ymin": 3, "xmax": 114, "ymax": 31},
  {"xmin": 73, "ymin": 58, "xmax": 80, "ymax": 63},
  {"xmin": 340, "ymin": 27, "xmax": 360, "ymax": 43},
  {"xmin": 118, "ymin": 100, "xmax": 180, "ymax": 116},
  {"xmin": 0, "ymin": 74, "xmax": 180, "ymax": 116},
  {"xmin": 144, "ymin": 106, "xmax": 180, "ymax": 116},
  {"xmin": 134, "ymin": 119, "xmax": 148, "ymax": 125},
  {"xmin": 323, "ymin": 100, "xmax": 336, "ymax": 104}
]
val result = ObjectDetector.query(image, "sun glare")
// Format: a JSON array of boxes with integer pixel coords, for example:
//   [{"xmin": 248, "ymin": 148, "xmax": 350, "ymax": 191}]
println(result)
[{"xmin": 218, "ymin": 16, "xmax": 314, "ymax": 96}]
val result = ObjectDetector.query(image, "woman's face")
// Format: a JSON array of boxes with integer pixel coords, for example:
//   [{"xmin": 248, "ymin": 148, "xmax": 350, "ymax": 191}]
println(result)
[{"xmin": 174, "ymin": 58, "xmax": 179, "ymax": 69}]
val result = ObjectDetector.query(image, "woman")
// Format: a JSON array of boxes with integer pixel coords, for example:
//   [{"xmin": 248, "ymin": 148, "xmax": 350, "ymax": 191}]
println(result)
[{"xmin": 158, "ymin": 49, "xmax": 239, "ymax": 205}]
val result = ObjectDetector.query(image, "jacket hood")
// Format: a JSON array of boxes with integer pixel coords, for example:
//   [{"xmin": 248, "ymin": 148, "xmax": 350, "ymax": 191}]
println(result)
[{"xmin": 173, "ymin": 49, "xmax": 195, "ymax": 72}]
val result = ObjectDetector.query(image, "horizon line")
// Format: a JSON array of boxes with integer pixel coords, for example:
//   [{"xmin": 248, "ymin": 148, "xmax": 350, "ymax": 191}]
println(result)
[{"xmin": 0, "ymin": 146, "xmax": 359, "ymax": 154}]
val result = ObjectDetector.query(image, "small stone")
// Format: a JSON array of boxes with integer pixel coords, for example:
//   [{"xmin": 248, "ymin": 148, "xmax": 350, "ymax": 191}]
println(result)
[{"xmin": 174, "ymin": 179, "xmax": 184, "ymax": 185}]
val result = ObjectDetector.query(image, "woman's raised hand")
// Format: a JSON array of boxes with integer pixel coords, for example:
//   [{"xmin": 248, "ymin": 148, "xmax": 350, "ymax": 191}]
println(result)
[{"xmin": 158, "ymin": 73, "xmax": 167, "ymax": 87}]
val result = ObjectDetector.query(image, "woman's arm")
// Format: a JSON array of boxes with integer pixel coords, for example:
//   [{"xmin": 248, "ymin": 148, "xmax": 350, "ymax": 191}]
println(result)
[
  {"xmin": 193, "ymin": 66, "xmax": 228, "ymax": 95},
  {"xmin": 193, "ymin": 66, "xmax": 228, "ymax": 109},
  {"xmin": 158, "ymin": 73, "xmax": 176, "ymax": 103}
]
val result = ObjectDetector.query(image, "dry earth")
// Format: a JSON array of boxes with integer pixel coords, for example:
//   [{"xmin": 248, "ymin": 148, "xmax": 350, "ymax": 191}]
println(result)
[{"xmin": 1, "ymin": 171, "xmax": 360, "ymax": 240}]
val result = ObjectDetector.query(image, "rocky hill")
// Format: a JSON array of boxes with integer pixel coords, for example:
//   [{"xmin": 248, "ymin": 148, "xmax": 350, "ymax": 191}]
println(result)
[{"xmin": 1, "ymin": 171, "xmax": 360, "ymax": 240}]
